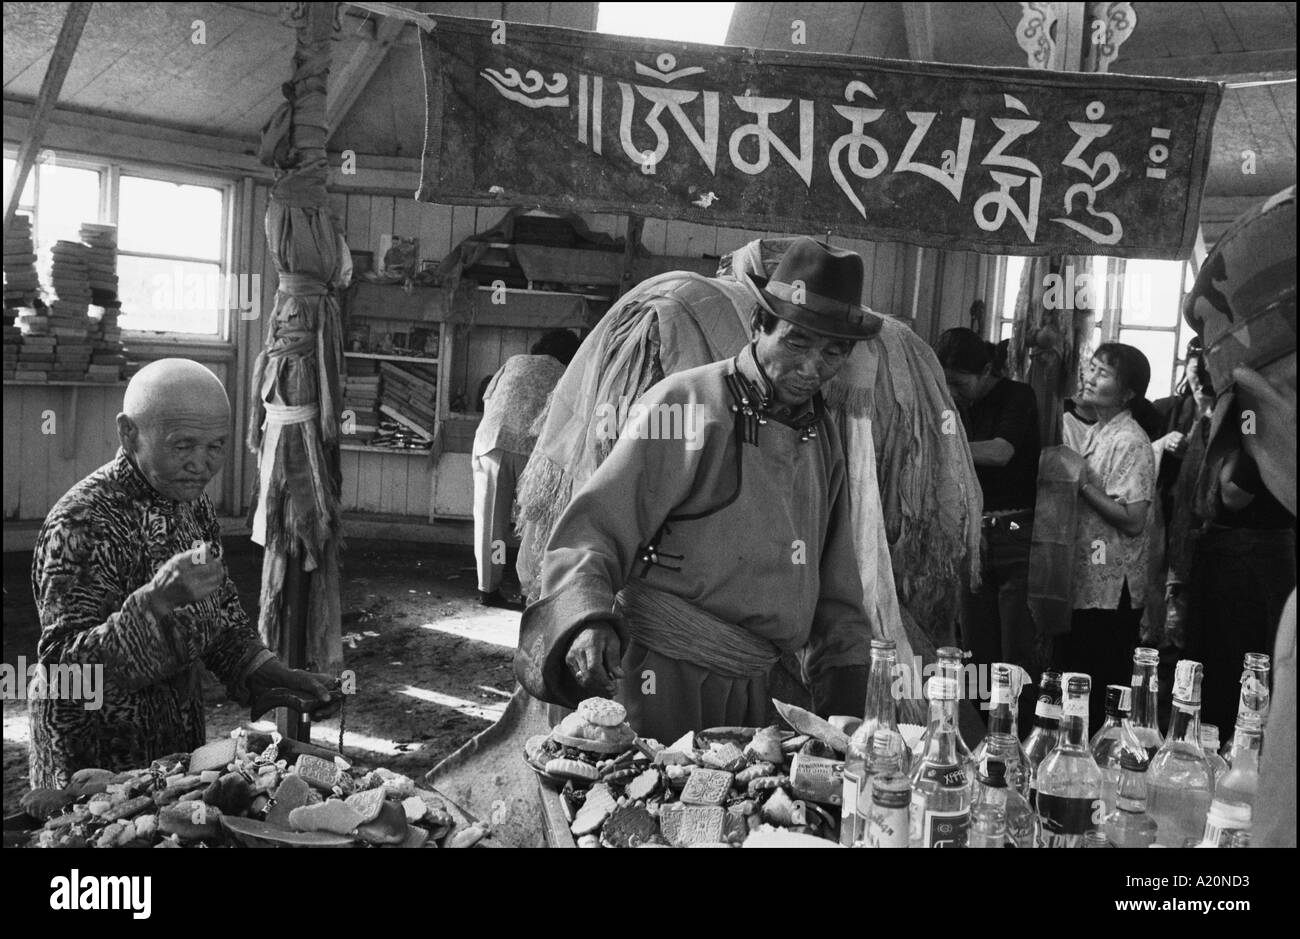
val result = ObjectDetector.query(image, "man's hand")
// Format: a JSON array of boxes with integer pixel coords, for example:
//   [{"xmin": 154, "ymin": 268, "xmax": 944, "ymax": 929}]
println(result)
[
  {"xmin": 566, "ymin": 624, "xmax": 623, "ymax": 696},
  {"xmin": 1156, "ymin": 430, "xmax": 1187, "ymax": 456},
  {"xmin": 146, "ymin": 544, "xmax": 225, "ymax": 618},
  {"xmin": 248, "ymin": 660, "xmax": 340, "ymax": 715}
]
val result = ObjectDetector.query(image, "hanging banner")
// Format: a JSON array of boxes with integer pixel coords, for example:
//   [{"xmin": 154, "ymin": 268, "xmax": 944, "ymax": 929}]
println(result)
[{"xmin": 417, "ymin": 15, "xmax": 1221, "ymax": 260}]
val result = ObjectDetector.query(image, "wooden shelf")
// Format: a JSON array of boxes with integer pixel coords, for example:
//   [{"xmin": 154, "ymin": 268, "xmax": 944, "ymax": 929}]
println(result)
[
  {"xmin": 344, "ymin": 352, "xmax": 438, "ymax": 364},
  {"xmin": 340, "ymin": 443, "xmax": 432, "ymax": 456}
]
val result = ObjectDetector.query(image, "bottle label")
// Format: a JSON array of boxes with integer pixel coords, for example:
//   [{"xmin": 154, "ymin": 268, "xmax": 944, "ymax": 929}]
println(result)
[
  {"xmin": 867, "ymin": 800, "xmax": 909, "ymax": 848},
  {"xmin": 1201, "ymin": 800, "xmax": 1251, "ymax": 847},
  {"xmin": 1063, "ymin": 696, "xmax": 1088, "ymax": 718},
  {"xmin": 1035, "ymin": 701, "xmax": 1062, "ymax": 720},
  {"xmin": 840, "ymin": 770, "xmax": 866, "ymax": 845},
  {"xmin": 920, "ymin": 764, "xmax": 967, "ymax": 789},
  {"xmin": 992, "ymin": 684, "xmax": 1012, "ymax": 706},
  {"xmin": 923, "ymin": 809, "xmax": 969, "ymax": 848},
  {"xmin": 1036, "ymin": 794, "xmax": 1103, "ymax": 848}
]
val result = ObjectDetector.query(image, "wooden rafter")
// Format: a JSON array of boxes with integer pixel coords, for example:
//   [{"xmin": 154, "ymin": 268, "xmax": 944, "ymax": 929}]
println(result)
[
  {"xmin": 2, "ymin": 1, "xmax": 92, "ymax": 238},
  {"xmin": 326, "ymin": 12, "xmax": 406, "ymax": 143}
]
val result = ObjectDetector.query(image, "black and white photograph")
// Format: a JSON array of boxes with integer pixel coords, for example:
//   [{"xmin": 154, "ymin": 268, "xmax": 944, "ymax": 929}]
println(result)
[{"xmin": 0, "ymin": 0, "xmax": 1294, "ymax": 914}]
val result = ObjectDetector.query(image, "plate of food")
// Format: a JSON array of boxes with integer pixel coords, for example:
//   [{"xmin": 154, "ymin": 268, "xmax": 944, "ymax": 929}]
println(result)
[{"xmin": 524, "ymin": 697, "xmax": 639, "ymax": 785}]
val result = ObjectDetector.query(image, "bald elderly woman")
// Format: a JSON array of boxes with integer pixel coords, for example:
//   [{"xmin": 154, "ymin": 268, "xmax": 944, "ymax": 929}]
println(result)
[{"xmin": 28, "ymin": 358, "xmax": 331, "ymax": 788}]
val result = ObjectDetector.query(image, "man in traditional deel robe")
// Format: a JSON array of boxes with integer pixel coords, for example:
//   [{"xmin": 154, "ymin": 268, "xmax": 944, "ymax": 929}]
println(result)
[{"xmin": 514, "ymin": 239, "xmax": 881, "ymax": 742}]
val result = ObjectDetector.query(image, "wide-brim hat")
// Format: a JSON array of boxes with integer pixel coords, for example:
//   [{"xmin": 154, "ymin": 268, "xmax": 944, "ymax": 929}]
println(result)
[{"xmin": 743, "ymin": 237, "xmax": 883, "ymax": 340}]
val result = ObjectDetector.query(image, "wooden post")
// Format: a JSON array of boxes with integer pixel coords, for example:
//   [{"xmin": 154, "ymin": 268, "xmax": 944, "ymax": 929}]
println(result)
[
  {"xmin": 2, "ymin": 2, "xmax": 92, "ymax": 238},
  {"xmin": 619, "ymin": 214, "xmax": 644, "ymax": 298}
]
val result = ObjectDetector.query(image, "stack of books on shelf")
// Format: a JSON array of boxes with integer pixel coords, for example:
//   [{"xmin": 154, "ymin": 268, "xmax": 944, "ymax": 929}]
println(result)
[
  {"xmin": 377, "ymin": 360, "xmax": 438, "ymax": 444},
  {"xmin": 86, "ymin": 303, "xmax": 127, "ymax": 382}
]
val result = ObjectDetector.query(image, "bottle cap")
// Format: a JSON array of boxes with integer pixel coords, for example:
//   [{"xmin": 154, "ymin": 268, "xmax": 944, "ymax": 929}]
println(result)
[
  {"xmin": 1132, "ymin": 647, "xmax": 1160, "ymax": 667},
  {"xmin": 1200, "ymin": 724, "xmax": 1221, "ymax": 749},
  {"xmin": 1242, "ymin": 652, "xmax": 1271, "ymax": 670},
  {"xmin": 870, "ymin": 638, "xmax": 897, "ymax": 652},
  {"xmin": 1064, "ymin": 672, "xmax": 1092, "ymax": 696},
  {"xmin": 871, "ymin": 728, "xmax": 901, "ymax": 752},
  {"xmin": 1173, "ymin": 660, "xmax": 1204, "ymax": 706},
  {"xmin": 1040, "ymin": 669, "xmax": 1063, "ymax": 691},
  {"xmin": 937, "ymin": 646, "xmax": 966, "ymax": 661},
  {"xmin": 1105, "ymin": 684, "xmax": 1132, "ymax": 715}
]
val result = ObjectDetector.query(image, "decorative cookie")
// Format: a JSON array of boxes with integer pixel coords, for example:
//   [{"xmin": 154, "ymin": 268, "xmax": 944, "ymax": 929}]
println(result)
[
  {"xmin": 659, "ymin": 803, "xmax": 726, "ymax": 846},
  {"xmin": 680, "ymin": 768, "xmax": 734, "ymax": 806},
  {"xmin": 736, "ymin": 762, "xmax": 777, "ymax": 785},
  {"xmin": 266, "ymin": 775, "xmax": 320, "ymax": 829},
  {"xmin": 546, "ymin": 758, "xmax": 599, "ymax": 782},
  {"xmin": 698, "ymin": 743, "xmax": 747, "ymax": 772},
  {"xmin": 293, "ymin": 754, "xmax": 342, "ymax": 792},
  {"xmin": 577, "ymin": 697, "xmax": 628, "ymax": 728},
  {"xmin": 189, "ymin": 738, "xmax": 238, "ymax": 775},
  {"xmin": 288, "ymin": 799, "xmax": 364, "ymax": 836},
  {"xmin": 744, "ymin": 726, "xmax": 785, "ymax": 764},
  {"xmin": 747, "ymin": 774, "xmax": 789, "ymax": 798}
]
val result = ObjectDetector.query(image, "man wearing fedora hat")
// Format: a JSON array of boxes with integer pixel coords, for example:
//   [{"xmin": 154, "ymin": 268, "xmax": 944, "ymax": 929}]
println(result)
[{"xmin": 515, "ymin": 237, "xmax": 883, "ymax": 741}]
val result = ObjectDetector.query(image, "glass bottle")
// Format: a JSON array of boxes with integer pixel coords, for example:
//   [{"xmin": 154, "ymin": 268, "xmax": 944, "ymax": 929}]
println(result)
[
  {"xmin": 1200, "ymin": 724, "xmax": 1228, "ymax": 784},
  {"xmin": 972, "ymin": 734, "xmax": 1036, "ymax": 848},
  {"xmin": 1091, "ymin": 684, "xmax": 1141, "ymax": 819},
  {"xmin": 971, "ymin": 663, "xmax": 1033, "ymax": 799},
  {"xmin": 1102, "ymin": 751, "xmax": 1159, "ymax": 847},
  {"xmin": 909, "ymin": 676, "xmax": 971, "ymax": 848},
  {"xmin": 1023, "ymin": 669, "xmax": 1064, "ymax": 806},
  {"xmin": 911, "ymin": 646, "xmax": 976, "ymax": 776},
  {"xmin": 968, "ymin": 804, "xmax": 1007, "ymax": 848},
  {"xmin": 842, "ymin": 639, "xmax": 908, "ymax": 845},
  {"xmin": 1082, "ymin": 831, "xmax": 1109, "ymax": 847},
  {"xmin": 1035, "ymin": 672, "xmax": 1104, "ymax": 848},
  {"xmin": 1128, "ymin": 647, "xmax": 1164, "ymax": 758},
  {"xmin": 864, "ymin": 729, "xmax": 911, "ymax": 848},
  {"xmin": 1200, "ymin": 653, "xmax": 1270, "ymax": 847},
  {"xmin": 1146, "ymin": 660, "xmax": 1214, "ymax": 848}
]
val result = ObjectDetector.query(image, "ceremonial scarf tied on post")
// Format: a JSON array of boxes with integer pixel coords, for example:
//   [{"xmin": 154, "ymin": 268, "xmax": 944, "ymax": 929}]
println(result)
[{"xmin": 418, "ymin": 16, "xmax": 1220, "ymax": 260}]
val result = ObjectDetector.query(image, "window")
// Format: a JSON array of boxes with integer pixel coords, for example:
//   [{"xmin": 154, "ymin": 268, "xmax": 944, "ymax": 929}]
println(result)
[
  {"xmin": 2, "ymin": 150, "xmax": 231, "ymax": 338},
  {"xmin": 117, "ymin": 175, "xmax": 227, "ymax": 336}
]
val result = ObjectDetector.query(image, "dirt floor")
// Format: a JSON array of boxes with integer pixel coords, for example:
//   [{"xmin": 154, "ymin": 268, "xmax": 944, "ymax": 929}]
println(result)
[{"xmin": 2, "ymin": 537, "xmax": 525, "ymax": 812}]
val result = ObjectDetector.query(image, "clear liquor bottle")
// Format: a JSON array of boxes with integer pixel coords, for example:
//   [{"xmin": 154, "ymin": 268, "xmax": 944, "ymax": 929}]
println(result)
[
  {"xmin": 864, "ymin": 729, "xmax": 911, "ymax": 848},
  {"xmin": 1102, "ymin": 751, "xmax": 1159, "ymax": 847},
  {"xmin": 1035, "ymin": 672, "xmax": 1104, "ymax": 848},
  {"xmin": 909, "ymin": 676, "xmax": 971, "ymax": 848},
  {"xmin": 971, "ymin": 663, "xmax": 1033, "ymax": 799},
  {"xmin": 1023, "ymin": 669, "xmax": 1064, "ymax": 806},
  {"xmin": 841, "ymin": 639, "xmax": 908, "ymax": 846},
  {"xmin": 1146, "ymin": 660, "xmax": 1214, "ymax": 847},
  {"xmin": 1091, "ymin": 684, "xmax": 1141, "ymax": 819},
  {"xmin": 911, "ymin": 646, "xmax": 976, "ymax": 777},
  {"xmin": 1128, "ymin": 647, "xmax": 1164, "ymax": 758},
  {"xmin": 1200, "ymin": 653, "xmax": 1270, "ymax": 847},
  {"xmin": 968, "ymin": 804, "xmax": 1006, "ymax": 848},
  {"xmin": 972, "ymin": 733, "xmax": 1036, "ymax": 847},
  {"xmin": 1200, "ymin": 724, "xmax": 1228, "ymax": 784}
]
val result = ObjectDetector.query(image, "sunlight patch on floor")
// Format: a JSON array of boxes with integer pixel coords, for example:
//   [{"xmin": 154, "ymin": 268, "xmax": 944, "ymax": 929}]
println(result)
[{"xmin": 396, "ymin": 686, "xmax": 506, "ymax": 723}]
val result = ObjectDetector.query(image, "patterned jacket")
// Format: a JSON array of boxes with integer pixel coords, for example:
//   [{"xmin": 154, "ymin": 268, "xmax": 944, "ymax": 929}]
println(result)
[{"xmin": 28, "ymin": 449, "xmax": 273, "ymax": 788}]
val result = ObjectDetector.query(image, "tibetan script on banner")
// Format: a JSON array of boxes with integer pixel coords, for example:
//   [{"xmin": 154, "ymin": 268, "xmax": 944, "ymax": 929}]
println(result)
[{"xmin": 417, "ymin": 16, "xmax": 1221, "ymax": 259}]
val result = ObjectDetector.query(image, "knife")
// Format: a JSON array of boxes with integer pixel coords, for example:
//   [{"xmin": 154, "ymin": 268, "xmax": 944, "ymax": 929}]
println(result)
[{"xmin": 772, "ymin": 699, "xmax": 851, "ymax": 754}]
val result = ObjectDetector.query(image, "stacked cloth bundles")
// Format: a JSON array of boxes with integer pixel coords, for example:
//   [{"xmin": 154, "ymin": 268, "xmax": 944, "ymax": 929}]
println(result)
[
  {"xmin": 86, "ymin": 304, "xmax": 126, "ymax": 382},
  {"xmin": 4, "ymin": 214, "xmax": 40, "ymax": 308},
  {"xmin": 14, "ymin": 304, "xmax": 54, "ymax": 382},
  {"xmin": 49, "ymin": 240, "xmax": 94, "ymax": 380},
  {"xmin": 2, "ymin": 309, "xmax": 18, "ymax": 379},
  {"xmin": 80, "ymin": 223, "xmax": 119, "ymax": 303}
]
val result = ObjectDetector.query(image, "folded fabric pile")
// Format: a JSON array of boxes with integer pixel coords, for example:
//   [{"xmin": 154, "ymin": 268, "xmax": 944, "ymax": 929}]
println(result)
[
  {"xmin": 48, "ymin": 240, "xmax": 94, "ymax": 380},
  {"xmin": 4, "ymin": 214, "xmax": 40, "ymax": 308}
]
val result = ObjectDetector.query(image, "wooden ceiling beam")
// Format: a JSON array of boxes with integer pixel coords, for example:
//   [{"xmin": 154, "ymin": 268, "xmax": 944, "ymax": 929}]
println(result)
[
  {"xmin": 1114, "ymin": 47, "xmax": 1296, "ymax": 79},
  {"xmin": 326, "ymin": 13, "xmax": 406, "ymax": 143},
  {"xmin": 3, "ymin": 1, "xmax": 92, "ymax": 238}
]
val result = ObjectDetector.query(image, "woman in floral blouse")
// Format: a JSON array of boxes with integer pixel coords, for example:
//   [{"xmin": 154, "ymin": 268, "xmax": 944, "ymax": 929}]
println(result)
[{"xmin": 1059, "ymin": 343, "xmax": 1157, "ymax": 732}]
